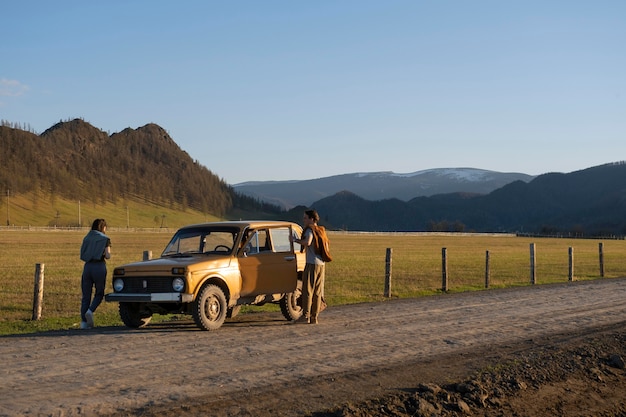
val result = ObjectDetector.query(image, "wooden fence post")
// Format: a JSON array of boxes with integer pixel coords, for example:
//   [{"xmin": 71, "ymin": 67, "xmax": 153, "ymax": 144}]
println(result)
[
  {"xmin": 485, "ymin": 250, "xmax": 490, "ymax": 288},
  {"xmin": 143, "ymin": 250, "xmax": 152, "ymax": 261},
  {"xmin": 530, "ymin": 243, "xmax": 536, "ymax": 285},
  {"xmin": 384, "ymin": 248, "xmax": 392, "ymax": 298},
  {"xmin": 32, "ymin": 263, "xmax": 45, "ymax": 320},
  {"xmin": 568, "ymin": 247, "xmax": 574, "ymax": 282},
  {"xmin": 599, "ymin": 242, "xmax": 605, "ymax": 277},
  {"xmin": 441, "ymin": 247, "xmax": 448, "ymax": 292}
]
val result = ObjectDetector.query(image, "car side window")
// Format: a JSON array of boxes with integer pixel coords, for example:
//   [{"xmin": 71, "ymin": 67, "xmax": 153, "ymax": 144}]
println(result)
[
  {"xmin": 270, "ymin": 227, "xmax": 292, "ymax": 252},
  {"xmin": 258, "ymin": 229, "xmax": 270, "ymax": 252},
  {"xmin": 245, "ymin": 231, "xmax": 260, "ymax": 255},
  {"xmin": 242, "ymin": 229, "xmax": 269, "ymax": 255},
  {"xmin": 241, "ymin": 228, "xmax": 292, "ymax": 255}
]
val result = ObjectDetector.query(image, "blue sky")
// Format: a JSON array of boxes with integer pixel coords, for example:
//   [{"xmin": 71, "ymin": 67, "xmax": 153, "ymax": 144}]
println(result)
[{"xmin": 2, "ymin": 1, "xmax": 625, "ymax": 184}]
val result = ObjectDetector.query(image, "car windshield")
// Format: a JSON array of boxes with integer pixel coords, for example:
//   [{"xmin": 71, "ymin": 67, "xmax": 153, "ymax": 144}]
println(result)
[{"xmin": 162, "ymin": 227, "xmax": 238, "ymax": 257}]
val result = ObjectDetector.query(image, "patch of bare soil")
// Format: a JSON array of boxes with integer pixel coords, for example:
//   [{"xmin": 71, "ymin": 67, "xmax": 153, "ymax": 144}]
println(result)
[
  {"xmin": 315, "ymin": 330, "xmax": 626, "ymax": 417},
  {"xmin": 133, "ymin": 328, "xmax": 626, "ymax": 417}
]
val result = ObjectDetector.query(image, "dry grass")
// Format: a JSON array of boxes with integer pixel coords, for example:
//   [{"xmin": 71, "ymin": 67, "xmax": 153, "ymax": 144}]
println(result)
[
  {"xmin": 0, "ymin": 229, "xmax": 172, "ymax": 333},
  {"xmin": 1, "ymin": 230, "xmax": 625, "ymax": 334},
  {"xmin": 324, "ymin": 232, "xmax": 626, "ymax": 304}
]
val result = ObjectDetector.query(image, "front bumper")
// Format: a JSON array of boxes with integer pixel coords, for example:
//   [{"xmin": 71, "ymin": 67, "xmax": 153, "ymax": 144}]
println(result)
[{"xmin": 105, "ymin": 292, "xmax": 194, "ymax": 303}]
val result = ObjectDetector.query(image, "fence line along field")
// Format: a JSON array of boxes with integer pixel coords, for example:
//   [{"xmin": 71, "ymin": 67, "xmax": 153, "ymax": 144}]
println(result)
[{"xmin": 1, "ymin": 229, "xmax": 626, "ymax": 335}]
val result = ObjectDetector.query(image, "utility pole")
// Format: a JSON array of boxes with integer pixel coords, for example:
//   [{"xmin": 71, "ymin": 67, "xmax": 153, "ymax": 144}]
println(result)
[{"xmin": 5, "ymin": 189, "xmax": 9, "ymax": 226}]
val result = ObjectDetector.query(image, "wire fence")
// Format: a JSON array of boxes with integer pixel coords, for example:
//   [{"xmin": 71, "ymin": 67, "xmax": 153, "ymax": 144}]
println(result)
[{"xmin": 323, "ymin": 232, "xmax": 626, "ymax": 305}]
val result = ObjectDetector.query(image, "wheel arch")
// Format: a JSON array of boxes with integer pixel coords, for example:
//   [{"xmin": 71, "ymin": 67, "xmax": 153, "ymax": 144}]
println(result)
[{"xmin": 197, "ymin": 276, "xmax": 232, "ymax": 305}]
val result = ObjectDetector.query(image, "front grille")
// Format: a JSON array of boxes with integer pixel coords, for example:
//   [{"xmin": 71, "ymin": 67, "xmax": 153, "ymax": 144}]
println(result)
[{"xmin": 119, "ymin": 277, "xmax": 175, "ymax": 293}]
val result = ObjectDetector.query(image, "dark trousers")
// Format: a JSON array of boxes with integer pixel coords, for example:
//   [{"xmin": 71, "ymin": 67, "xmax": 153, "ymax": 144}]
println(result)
[{"xmin": 81, "ymin": 261, "xmax": 107, "ymax": 321}]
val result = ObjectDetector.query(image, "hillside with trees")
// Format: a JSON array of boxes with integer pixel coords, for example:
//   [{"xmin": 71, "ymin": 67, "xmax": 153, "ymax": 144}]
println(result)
[{"xmin": 0, "ymin": 119, "xmax": 280, "ymax": 225}]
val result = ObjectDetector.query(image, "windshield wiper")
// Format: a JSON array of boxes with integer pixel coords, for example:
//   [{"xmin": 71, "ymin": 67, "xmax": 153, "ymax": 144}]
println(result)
[{"xmin": 162, "ymin": 253, "xmax": 193, "ymax": 258}]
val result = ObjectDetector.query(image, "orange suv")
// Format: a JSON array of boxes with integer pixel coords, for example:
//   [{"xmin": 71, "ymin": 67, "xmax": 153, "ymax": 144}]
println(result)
[{"xmin": 105, "ymin": 221, "xmax": 304, "ymax": 330}]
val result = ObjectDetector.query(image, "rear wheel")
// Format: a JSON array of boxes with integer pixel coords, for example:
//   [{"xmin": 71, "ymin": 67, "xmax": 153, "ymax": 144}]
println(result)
[
  {"xmin": 119, "ymin": 302, "xmax": 152, "ymax": 328},
  {"xmin": 193, "ymin": 284, "xmax": 227, "ymax": 331},
  {"xmin": 279, "ymin": 280, "xmax": 302, "ymax": 321}
]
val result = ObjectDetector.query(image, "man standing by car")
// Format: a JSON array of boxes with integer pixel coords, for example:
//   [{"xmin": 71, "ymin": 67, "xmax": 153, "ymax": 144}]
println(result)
[{"xmin": 291, "ymin": 209, "xmax": 326, "ymax": 324}]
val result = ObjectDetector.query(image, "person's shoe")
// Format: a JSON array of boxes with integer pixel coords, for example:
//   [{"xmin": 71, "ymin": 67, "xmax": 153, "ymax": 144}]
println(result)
[
  {"xmin": 311, "ymin": 316, "xmax": 318, "ymax": 324},
  {"xmin": 85, "ymin": 310, "xmax": 94, "ymax": 327},
  {"xmin": 80, "ymin": 321, "xmax": 90, "ymax": 329},
  {"xmin": 293, "ymin": 315, "xmax": 310, "ymax": 324}
]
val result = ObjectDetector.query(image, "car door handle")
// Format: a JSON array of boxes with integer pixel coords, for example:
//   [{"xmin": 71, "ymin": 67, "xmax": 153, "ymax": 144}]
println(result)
[{"xmin": 284, "ymin": 255, "xmax": 296, "ymax": 261}]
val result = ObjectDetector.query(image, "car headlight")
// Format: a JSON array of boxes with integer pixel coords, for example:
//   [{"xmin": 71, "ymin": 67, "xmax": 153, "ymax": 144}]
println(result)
[
  {"xmin": 113, "ymin": 278, "xmax": 124, "ymax": 292},
  {"xmin": 172, "ymin": 277, "xmax": 185, "ymax": 292}
]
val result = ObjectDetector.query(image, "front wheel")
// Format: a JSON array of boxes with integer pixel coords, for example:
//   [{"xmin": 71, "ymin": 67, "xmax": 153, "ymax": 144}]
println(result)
[
  {"xmin": 119, "ymin": 302, "xmax": 152, "ymax": 328},
  {"xmin": 279, "ymin": 281, "xmax": 302, "ymax": 321},
  {"xmin": 192, "ymin": 284, "xmax": 227, "ymax": 331}
]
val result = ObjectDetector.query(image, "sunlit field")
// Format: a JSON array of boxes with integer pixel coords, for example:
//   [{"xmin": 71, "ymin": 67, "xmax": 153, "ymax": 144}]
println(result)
[
  {"xmin": 327, "ymin": 232, "xmax": 626, "ymax": 303},
  {"xmin": 1, "ymin": 229, "xmax": 625, "ymax": 335},
  {"xmin": 0, "ymin": 229, "xmax": 174, "ymax": 334}
]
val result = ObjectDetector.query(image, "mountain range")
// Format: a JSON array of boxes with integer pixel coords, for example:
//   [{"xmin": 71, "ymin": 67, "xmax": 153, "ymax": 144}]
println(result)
[
  {"xmin": 1, "ymin": 119, "xmax": 624, "ymax": 236},
  {"xmin": 234, "ymin": 169, "xmax": 535, "ymax": 209},
  {"xmin": 289, "ymin": 162, "xmax": 626, "ymax": 235},
  {"xmin": 234, "ymin": 164, "xmax": 626, "ymax": 236}
]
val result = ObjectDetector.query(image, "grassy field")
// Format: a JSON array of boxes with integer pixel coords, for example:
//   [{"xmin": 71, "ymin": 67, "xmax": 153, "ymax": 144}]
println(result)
[
  {"xmin": 2, "ymin": 191, "xmax": 221, "ymax": 229},
  {"xmin": 1, "ymin": 229, "xmax": 625, "ymax": 335}
]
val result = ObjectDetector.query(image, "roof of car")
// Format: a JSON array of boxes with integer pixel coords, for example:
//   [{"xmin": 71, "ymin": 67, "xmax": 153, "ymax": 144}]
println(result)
[{"xmin": 177, "ymin": 220, "xmax": 299, "ymax": 230}]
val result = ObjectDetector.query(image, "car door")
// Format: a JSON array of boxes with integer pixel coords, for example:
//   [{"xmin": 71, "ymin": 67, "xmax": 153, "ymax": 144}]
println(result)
[{"xmin": 238, "ymin": 226, "xmax": 298, "ymax": 296}]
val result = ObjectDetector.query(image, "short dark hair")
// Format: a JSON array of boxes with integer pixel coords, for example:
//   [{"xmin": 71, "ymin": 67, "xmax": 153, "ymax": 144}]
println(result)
[
  {"xmin": 304, "ymin": 209, "xmax": 320, "ymax": 223},
  {"xmin": 91, "ymin": 218, "xmax": 107, "ymax": 232}
]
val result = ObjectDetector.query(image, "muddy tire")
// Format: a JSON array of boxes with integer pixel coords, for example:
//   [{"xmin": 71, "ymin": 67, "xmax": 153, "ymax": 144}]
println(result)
[
  {"xmin": 193, "ymin": 284, "xmax": 227, "ymax": 331},
  {"xmin": 119, "ymin": 302, "xmax": 152, "ymax": 328},
  {"xmin": 280, "ymin": 281, "xmax": 302, "ymax": 321}
]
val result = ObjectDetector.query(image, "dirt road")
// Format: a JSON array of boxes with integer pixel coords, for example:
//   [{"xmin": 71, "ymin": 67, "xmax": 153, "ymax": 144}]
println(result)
[{"xmin": 2, "ymin": 278, "xmax": 626, "ymax": 417}]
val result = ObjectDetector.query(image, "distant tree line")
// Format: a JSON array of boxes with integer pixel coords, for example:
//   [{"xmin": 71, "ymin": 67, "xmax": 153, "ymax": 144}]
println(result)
[{"xmin": 1, "ymin": 119, "xmax": 38, "ymax": 134}]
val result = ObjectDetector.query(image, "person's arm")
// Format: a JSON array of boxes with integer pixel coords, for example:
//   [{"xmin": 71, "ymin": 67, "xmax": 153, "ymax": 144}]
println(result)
[
  {"xmin": 301, "ymin": 229, "xmax": 313, "ymax": 248},
  {"xmin": 291, "ymin": 229, "xmax": 313, "ymax": 248},
  {"xmin": 104, "ymin": 240, "xmax": 111, "ymax": 260}
]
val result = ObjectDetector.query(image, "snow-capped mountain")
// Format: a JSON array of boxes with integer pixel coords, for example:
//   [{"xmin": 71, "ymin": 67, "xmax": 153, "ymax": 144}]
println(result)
[{"xmin": 233, "ymin": 168, "xmax": 535, "ymax": 209}]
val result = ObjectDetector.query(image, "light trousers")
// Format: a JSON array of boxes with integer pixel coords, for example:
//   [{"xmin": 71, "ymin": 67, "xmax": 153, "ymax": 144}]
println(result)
[{"xmin": 302, "ymin": 263, "xmax": 325, "ymax": 319}]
